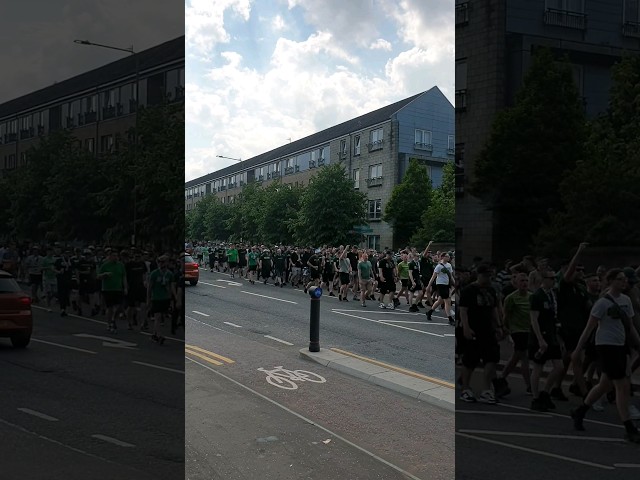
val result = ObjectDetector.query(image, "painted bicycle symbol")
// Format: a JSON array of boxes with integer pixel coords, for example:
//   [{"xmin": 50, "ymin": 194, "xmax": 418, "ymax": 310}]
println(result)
[{"xmin": 257, "ymin": 366, "xmax": 326, "ymax": 390}]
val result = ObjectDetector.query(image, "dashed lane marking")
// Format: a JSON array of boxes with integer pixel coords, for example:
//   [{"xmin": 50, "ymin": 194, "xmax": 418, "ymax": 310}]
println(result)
[
  {"xmin": 264, "ymin": 335, "xmax": 294, "ymax": 346},
  {"xmin": 91, "ymin": 434, "xmax": 135, "ymax": 448},
  {"xmin": 132, "ymin": 361, "xmax": 185, "ymax": 374},
  {"xmin": 31, "ymin": 338, "xmax": 97, "ymax": 354},
  {"xmin": 192, "ymin": 310, "xmax": 210, "ymax": 317},
  {"xmin": 331, "ymin": 310, "xmax": 445, "ymax": 337},
  {"xmin": 17, "ymin": 408, "xmax": 59, "ymax": 422},
  {"xmin": 241, "ymin": 291, "xmax": 298, "ymax": 304},
  {"xmin": 224, "ymin": 322, "xmax": 243, "ymax": 328},
  {"xmin": 456, "ymin": 410, "xmax": 552, "ymax": 418},
  {"xmin": 200, "ymin": 281, "xmax": 226, "ymax": 288},
  {"xmin": 457, "ymin": 429, "xmax": 624, "ymax": 442}
]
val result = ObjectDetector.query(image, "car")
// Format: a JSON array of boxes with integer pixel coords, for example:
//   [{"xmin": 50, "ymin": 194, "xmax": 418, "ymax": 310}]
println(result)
[
  {"xmin": 0, "ymin": 270, "xmax": 33, "ymax": 348},
  {"xmin": 183, "ymin": 254, "xmax": 199, "ymax": 286}
]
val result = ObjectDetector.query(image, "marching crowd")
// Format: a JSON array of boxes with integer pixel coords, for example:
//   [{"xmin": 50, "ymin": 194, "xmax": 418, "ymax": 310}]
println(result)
[
  {"xmin": 455, "ymin": 242, "xmax": 640, "ymax": 443},
  {"xmin": 185, "ymin": 240, "xmax": 457, "ymax": 323},
  {"xmin": 0, "ymin": 241, "xmax": 185, "ymax": 344}
]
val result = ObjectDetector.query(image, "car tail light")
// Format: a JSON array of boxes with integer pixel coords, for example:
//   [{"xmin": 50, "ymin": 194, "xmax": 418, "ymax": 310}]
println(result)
[
  {"xmin": 20, "ymin": 297, "xmax": 31, "ymax": 306},
  {"xmin": 194, "ymin": 263, "xmax": 199, "ymax": 268}
]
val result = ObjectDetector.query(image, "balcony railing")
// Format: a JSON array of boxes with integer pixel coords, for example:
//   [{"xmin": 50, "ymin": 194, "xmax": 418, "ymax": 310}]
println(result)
[
  {"xmin": 447, "ymin": 148, "xmax": 455, "ymax": 155},
  {"xmin": 309, "ymin": 160, "xmax": 316, "ymax": 169},
  {"xmin": 338, "ymin": 151, "xmax": 347, "ymax": 161},
  {"xmin": 19, "ymin": 128, "xmax": 35, "ymax": 140},
  {"xmin": 228, "ymin": 182, "xmax": 237, "ymax": 189},
  {"xmin": 317, "ymin": 158, "xmax": 325, "ymax": 167},
  {"xmin": 129, "ymin": 99, "xmax": 137, "ymax": 113},
  {"xmin": 366, "ymin": 176, "xmax": 384, "ymax": 187},
  {"xmin": 623, "ymin": 21, "xmax": 640, "ymax": 38},
  {"xmin": 66, "ymin": 116, "xmax": 75, "ymax": 128},
  {"xmin": 103, "ymin": 106, "xmax": 116, "ymax": 120},
  {"xmin": 4, "ymin": 133, "xmax": 17, "ymax": 143},
  {"xmin": 414, "ymin": 142, "xmax": 433, "ymax": 151},
  {"xmin": 544, "ymin": 8, "xmax": 587, "ymax": 30},
  {"xmin": 37, "ymin": 125, "xmax": 45, "ymax": 136},
  {"xmin": 367, "ymin": 139, "xmax": 384, "ymax": 152},
  {"xmin": 456, "ymin": 2, "xmax": 469, "ymax": 26}
]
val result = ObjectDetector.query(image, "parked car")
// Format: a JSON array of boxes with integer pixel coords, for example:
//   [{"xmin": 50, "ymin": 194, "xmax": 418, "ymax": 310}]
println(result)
[
  {"xmin": 0, "ymin": 270, "xmax": 32, "ymax": 348},
  {"xmin": 183, "ymin": 254, "xmax": 199, "ymax": 286}
]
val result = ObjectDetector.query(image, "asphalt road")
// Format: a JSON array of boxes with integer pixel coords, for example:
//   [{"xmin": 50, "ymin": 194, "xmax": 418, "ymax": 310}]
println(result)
[
  {"xmin": 1, "ymin": 305, "xmax": 185, "ymax": 480},
  {"xmin": 187, "ymin": 268, "xmax": 454, "ymax": 382},
  {"xmin": 185, "ymin": 316, "xmax": 454, "ymax": 480},
  {"xmin": 455, "ymin": 365, "xmax": 640, "ymax": 479}
]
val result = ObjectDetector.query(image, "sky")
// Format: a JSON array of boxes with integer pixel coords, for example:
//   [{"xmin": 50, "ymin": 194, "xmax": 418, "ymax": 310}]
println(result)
[
  {"xmin": 185, "ymin": 0, "xmax": 454, "ymax": 182},
  {"xmin": 0, "ymin": 0, "xmax": 184, "ymax": 104}
]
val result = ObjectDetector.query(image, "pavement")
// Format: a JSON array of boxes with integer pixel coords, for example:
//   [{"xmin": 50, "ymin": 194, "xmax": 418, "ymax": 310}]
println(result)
[{"xmin": 1, "ymin": 294, "xmax": 185, "ymax": 480}]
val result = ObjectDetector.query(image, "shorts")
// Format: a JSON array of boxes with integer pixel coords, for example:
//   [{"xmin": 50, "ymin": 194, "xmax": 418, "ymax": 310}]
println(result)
[
  {"xmin": 275, "ymin": 268, "xmax": 284, "ymax": 277},
  {"xmin": 43, "ymin": 280, "xmax": 57, "ymax": 294},
  {"xmin": 239, "ymin": 259, "xmax": 247, "ymax": 267},
  {"xmin": 310, "ymin": 269, "xmax": 320, "ymax": 280},
  {"xmin": 322, "ymin": 273, "xmax": 333, "ymax": 284},
  {"xmin": 29, "ymin": 274, "xmax": 42, "ymax": 286},
  {"xmin": 229, "ymin": 262, "xmax": 238, "ymax": 269},
  {"xmin": 150, "ymin": 299, "xmax": 171, "ymax": 315},
  {"xmin": 262, "ymin": 267, "xmax": 271, "ymax": 278},
  {"xmin": 340, "ymin": 272, "xmax": 350, "ymax": 285},
  {"xmin": 401, "ymin": 279, "xmax": 409, "ymax": 288},
  {"xmin": 249, "ymin": 265, "xmax": 257, "ymax": 272},
  {"xmin": 510, "ymin": 332, "xmax": 529, "ymax": 352},
  {"xmin": 596, "ymin": 345, "xmax": 628, "ymax": 380},
  {"xmin": 379, "ymin": 280, "xmax": 396, "ymax": 295},
  {"xmin": 409, "ymin": 281, "xmax": 422, "ymax": 293},
  {"xmin": 359, "ymin": 279, "xmax": 372, "ymax": 291},
  {"xmin": 436, "ymin": 284, "xmax": 450, "ymax": 299},
  {"xmin": 103, "ymin": 291, "xmax": 124, "ymax": 308},
  {"xmin": 560, "ymin": 331, "xmax": 581, "ymax": 353},
  {"xmin": 79, "ymin": 279, "xmax": 96, "ymax": 296},
  {"xmin": 462, "ymin": 335, "xmax": 500, "ymax": 369},
  {"xmin": 127, "ymin": 287, "xmax": 146, "ymax": 306},
  {"xmin": 528, "ymin": 344, "xmax": 562, "ymax": 365}
]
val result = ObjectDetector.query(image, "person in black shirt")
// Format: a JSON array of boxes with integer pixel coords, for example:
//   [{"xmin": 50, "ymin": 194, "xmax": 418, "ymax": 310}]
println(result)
[
  {"xmin": 55, "ymin": 250, "xmax": 74, "ymax": 317},
  {"xmin": 347, "ymin": 246, "xmax": 360, "ymax": 300},
  {"xmin": 126, "ymin": 250, "xmax": 148, "ymax": 331},
  {"xmin": 305, "ymin": 250, "xmax": 321, "ymax": 293},
  {"xmin": 377, "ymin": 251, "xmax": 397, "ymax": 309},
  {"xmin": 458, "ymin": 265, "xmax": 503, "ymax": 404},
  {"xmin": 238, "ymin": 245, "xmax": 248, "ymax": 279}
]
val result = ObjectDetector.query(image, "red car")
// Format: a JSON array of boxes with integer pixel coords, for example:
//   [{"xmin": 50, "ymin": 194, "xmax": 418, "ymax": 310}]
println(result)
[
  {"xmin": 183, "ymin": 254, "xmax": 200, "ymax": 286},
  {"xmin": 0, "ymin": 270, "xmax": 32, "ymax": 348}
]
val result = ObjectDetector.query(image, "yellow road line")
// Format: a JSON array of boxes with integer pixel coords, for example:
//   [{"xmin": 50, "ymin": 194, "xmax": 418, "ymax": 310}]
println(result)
[
  {"xmin": 185, "ymin": 344, "xmax": 235, "ymax": 364},
  {"xmin": 185, "ymin": 349, "xmax": 223, "ymax": 366},
  {"xmin": 330, "ymin": 348, "xmax": 454, "ymax": 389}
]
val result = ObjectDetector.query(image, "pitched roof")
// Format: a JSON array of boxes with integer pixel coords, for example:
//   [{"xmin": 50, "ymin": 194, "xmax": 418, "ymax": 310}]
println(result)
[
  {"xmin": 0, "ymin": 36, "xmax": 184, "ymax": 120},
  {"xmin": 185, "ymin": 87, "xmax": 439, "ymax": 188}
]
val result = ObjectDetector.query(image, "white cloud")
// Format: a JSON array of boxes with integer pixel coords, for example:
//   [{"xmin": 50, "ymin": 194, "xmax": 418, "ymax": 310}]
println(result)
[
  {"xmin": 272, "ymin": 14, "xmax": 287, "ymax": 31},
  {"xmin": 370, "ymin": 38, "xmax": 392, "ymax": 51}
]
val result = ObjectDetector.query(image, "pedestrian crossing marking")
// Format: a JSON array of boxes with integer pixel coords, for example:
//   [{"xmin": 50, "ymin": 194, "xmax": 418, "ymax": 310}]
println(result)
[{"xmin": 185, "ymin": 344, "xmax": 235, "ymax": 366}]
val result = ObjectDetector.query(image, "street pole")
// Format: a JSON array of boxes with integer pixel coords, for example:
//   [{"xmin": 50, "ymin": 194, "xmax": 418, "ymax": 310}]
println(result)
[{"xmin": 308, "ymin": 287, "xmax": 322, "ymax": 352}]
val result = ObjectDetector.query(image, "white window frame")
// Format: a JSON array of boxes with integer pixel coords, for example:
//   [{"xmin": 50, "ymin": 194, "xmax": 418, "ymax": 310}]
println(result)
[
  {"xmin": 340, "ymin": 139, "xmax": 347, "ymax": 157},
  {"xmin": 367, "ymin": 235, "xmax": 381, "ymax": 251},
  {"xmin": 368, "ymin": 163, "xmax": 383, "ymax": 179},
  {"xmin": 354, "ymin": 135, "xmax": 361, "ymax": 155},
  {"xmin": 353, "ymin": 168, "xmax": 360, "ymax": 189},
  {"xmin": 368, "ymin": 199, "xmax": 382, "ymax": 220},
  {"xmin": 369, "ymin": 127, "xmax": 384, "ymax": 149},
  {"xmin": 415, "ymin": 129, "xmax": 432, "ymax": 148},
  {"xmin": 448, "ymin": 135, "xmax": 455, "ymax": 151}
]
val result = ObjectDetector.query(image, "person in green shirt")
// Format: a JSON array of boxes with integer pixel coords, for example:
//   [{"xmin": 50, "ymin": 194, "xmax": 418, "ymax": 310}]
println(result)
[
  {"xmin": 247, "ymin": 246, "xmax": 260, "ymax": 285},
  {"xmin": 97, "ymin": 249, "xmax": 128, "ymax": 333},
  {"xmin": 396, "ymin": 253, "xmax": 411, "ymax": 307},
  {"xmin": 226, "ymin": 243, "xmax": 239, "ymax": 278},
  {"xmin": 358, "ymin": 253, "xmax": 373, "ymax": 307},
  {"xmin": 147, "ymin": 255, "xmax": 175, "ymax": 345}
]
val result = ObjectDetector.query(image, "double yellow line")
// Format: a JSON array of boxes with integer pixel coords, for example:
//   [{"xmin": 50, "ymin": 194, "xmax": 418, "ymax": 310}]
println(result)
[{"xmin": 185, "ymin": 344, "xmax": 235, "ymax": 366}]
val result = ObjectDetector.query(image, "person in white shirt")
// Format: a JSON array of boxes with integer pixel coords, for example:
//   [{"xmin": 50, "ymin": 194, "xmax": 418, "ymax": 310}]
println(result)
[{"xmin": 426, "ymin": 252, "xmax": 455, "ymax": 325}]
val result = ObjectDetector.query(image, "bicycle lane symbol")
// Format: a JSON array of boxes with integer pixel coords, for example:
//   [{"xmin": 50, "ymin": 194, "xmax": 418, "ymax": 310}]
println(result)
[{"xmin": 257, "ymin": 366, "xmax": 327, "ymax": 390}]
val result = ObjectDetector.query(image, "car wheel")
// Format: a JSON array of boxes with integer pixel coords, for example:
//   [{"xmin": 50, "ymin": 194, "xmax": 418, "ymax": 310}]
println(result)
[
  {"xmin": 11, "ymin": 333, "xmax": 31, "ymax": 349},
  {"xmin": 189, "ymin": 280, "xmax": 198, "ymax": 286}
]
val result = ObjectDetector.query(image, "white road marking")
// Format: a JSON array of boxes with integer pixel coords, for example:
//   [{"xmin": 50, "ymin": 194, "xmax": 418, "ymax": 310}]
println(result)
[
  {"xmin": 187, "ymin": 357, "xmax": 422, "ymax": 480},
  {"xmin": 73, "ymin": 334, "xmax": 137, "ymax": 349},
  {"xmin": 91, "ymin": 434, "xmax": 135, "ymax": 448},
  {"xmin": 32, "ymin": 305, "xmax": 106, "ymax": 325},
  {"xmin": 200, "ymin": 281, "xmax": 226, "ymax": 288},
  {"xmin": 495, "ymin": 401, "xmax": 624, "ymax": 430},
  {"xmin": 264, "ymin": 335, "xmax": 294, "ymax": 346},
  {"xmin": 614, "ymin": 464, "xmax": 640, "ymax": 468},
  {"xmin": 331, "ymin": 311, "xmax": 444, "ymax": 337},
  {"xmin": 31, "ymin": 338, "xmax": 97, "ymax": 354},
  {"xmin": 187, "ymin": 316, "xmax": 236, "ymax": 334},
  {"xmin": 224, "ymin": 322, "xmax": 243, "ymax": 328},
  {"xmin": 458, "ymin": 429, "xmax": 623, "ymax": 442},
  {"xmin": 456, "ymin": 432, "xmax": 614, "ymax": 470},
  {"xmin": 376, "ymin": 319, "xmax": 449, "ymax": 325},
  {"xmin": 241, "ymin": 291, "xmax": 298, "ymax": 304},
  {"xmin": 216, "ymin": 279, "xmax": 243, "ymax": 286},
  {"xmin": 17, "ymin": 408, "xmax": 59, "ymax": 421},
  {"xmin": 456, "ymin": 410, "xmax": 552, "ymax": 418},
  {"xmin": 443, "ymin": 334, "xmax": 456, "ymax": 337},
  {"xmin": 132, "ymin": 361, "xmax": 185, "ymax": 374},
  {"xmin": 192, "ymin": 310, "xmax": 210, "ymax": 317},
  {"xmin": 138, "ymin": 331, "xmax": 185, "ymax": 343}
]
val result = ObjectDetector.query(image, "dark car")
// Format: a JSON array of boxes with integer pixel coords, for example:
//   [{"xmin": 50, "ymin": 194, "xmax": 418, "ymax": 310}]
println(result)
[{"xmin": 0, "ymin": 270, "xmax": 33, "ymax": 348}]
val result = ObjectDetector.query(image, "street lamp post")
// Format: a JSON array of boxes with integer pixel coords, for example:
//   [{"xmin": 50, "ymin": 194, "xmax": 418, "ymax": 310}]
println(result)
[
  {"xmin": 216, "ymin": 154, "xmax": 244, "ymax": 186},
  {"xmin": 74, "ymin": 39, "xmax": 139, "ymax": 246}
]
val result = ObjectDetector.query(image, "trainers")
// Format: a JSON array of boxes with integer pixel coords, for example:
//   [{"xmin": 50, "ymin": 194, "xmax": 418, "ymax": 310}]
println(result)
[
  {"xmin": 531, "ymin": 398, "xmax": 548, "ymax": 412},
  {"xmin": 492, "ymin": 378, "xmax": 511, "ymax": 398},
  {"xmin": 409, "ymin": 305, "xmax": 418, "ymax": 312},
  {"xmin": 550, "ymin": 387, "xmax": 569, "ymax": 401},
  {"xmin": 416, "ymin": 303, "xmax": 424, "ymax": 309},
  {"xmin": 592, "ymin": 396, "xmax": 606, "ymax": 412},
  {"xmin": 460, "ymin": 390, "xmax": 477, "ymax": 403},
  {"xmin": 624, "ymin": 429, "xmax": 640, "ymax": 443},
  {"xmin": 539, "ymin": 391, "xmax": 556, "ymax": 410},
  {"xmin": 387, "ymin": 302, "xmax": 395, "ymax": 310},
  {"xmin": 426, "ymin": 309, "xmax": 433, "ymax": 321},
  {"xmin": 629, "ymin": 405, "xmax": 640, "ymax": 420},
  {"xmin": 379, "ymin": 303, "xmax": 387, "ymax": 309},
  {"xmin": 478, "ymin": 390, "xmax": 497, "ymax": 404},
  {"xmin": 329, "ymin": 292, "xmax": 335, "ymax": 297},
  {"xmin": 525, "ymin": 386, "xmax": 533, "ymax": 396},
  {"xmin": 570, "ymin": 408, "xmax": 586, "ymax": 431}
]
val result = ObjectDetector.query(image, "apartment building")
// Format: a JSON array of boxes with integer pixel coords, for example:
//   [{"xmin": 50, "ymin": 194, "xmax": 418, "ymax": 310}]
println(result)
[
  {"xmin": 0, "ymin": 36, "xmax": 184, "ymax": 175},
  {"xmin": 185, "ymin": 87, "xmax": 454, "ymax": 250},
  {"xmin": 455, "ymin": 0, "xmax": 640, "ymax": 264}
]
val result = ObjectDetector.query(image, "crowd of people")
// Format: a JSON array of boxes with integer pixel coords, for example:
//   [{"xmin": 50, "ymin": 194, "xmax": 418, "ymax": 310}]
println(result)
[
  {"xmin": 185, "ymin": 240, "xmax": 457, "ymax": 323},
  {"xmin": 0, "ymin": 241, "xmax": 185, "ymax": 344},
  {"xmin": 455, "ymin": 242, "xmax": 640, "ymax": 443}
]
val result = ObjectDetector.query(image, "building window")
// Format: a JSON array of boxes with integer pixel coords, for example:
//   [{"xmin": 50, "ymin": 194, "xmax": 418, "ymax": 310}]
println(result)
[
  {"xmin": 368, "ymin": 199, "xmax": 382, "ymax": 220},
  {"xmin": 4, "ymin": 154, "xmax": 17, "ymax": 170},
  {"xmin": 367, "ymin": 235, "xmax": 381, "ymax": 251},
  {"xmin": 147, "ymin": 73, "xmax": 166, "ymax": 105},
  {"xmin": 447, "ymin": 135, "xmax": 455, "ymax": 154},
  {"xmin": 100, "ymin": 135, "xmax": 114, "ymax": 153},
  {"xmin": 166, "ymin": 68, "xmax": 185, "ymax": 102},
  {"xmin": 369, "ymin": 163, "xmax": 382, "ymax": 178},
  {"xmin": 339, "ymin": 139, "xmax": 347, "ymax": 159},
  {"xmin": 19, "ymin": 116, "xmax": 34, "ymax": 139},
  {"xmin": 354, "ymin": 135, "xmax": 361, "ymax": 156},
  {"xmin": 85, "ymin": 138, "xmax": 95, "ymax": 153},
  {"xmin": 353, "ymin": 168, "xmax": 360, "ymax": 189},
  {"xmin": 19, "ymin": 152, "xmax": 28, "ymax": 167},
  {"xmin": 368, "ymin": 128, "xmax": 384, "ymax": 152},
  {"xmin": 624, "ymin": 0, "xmax": 640, "ymax": 37},
  {"xmin": 414, "ymin": 129, "xmax": 433, "ymax": 151},
  {"xmin": 455, "ymin": 1, "xmax": 469, "ymax": 26},
  {"xmin": 544, "ymin": 0, "xmax": 586, "ymax": 29}
]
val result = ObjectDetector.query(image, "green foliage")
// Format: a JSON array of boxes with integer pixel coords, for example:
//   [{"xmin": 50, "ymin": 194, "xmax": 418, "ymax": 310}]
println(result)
[
  {"xmin": 383, "ymin": 159, "xmax": 433, "ymax": 248},
  {"xmin": 260, "ymin": 181, "xmax": 303, "ymax": 244},
  {"xmin": 534, "ymin": 54, "xmax": 640, "ymax": 255},
  {"xmin": 411, "ymin": 161, "xmax": 455, "ymax": 244},
  {"xmin": 471, "ymin": 48, "xmax": 588, "ymax": 251}
]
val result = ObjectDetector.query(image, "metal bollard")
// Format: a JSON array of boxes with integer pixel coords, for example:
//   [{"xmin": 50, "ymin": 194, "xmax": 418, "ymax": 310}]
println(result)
[{"xmin": 308, "ymin": 286, "xmax": 322, "ymax": 352}]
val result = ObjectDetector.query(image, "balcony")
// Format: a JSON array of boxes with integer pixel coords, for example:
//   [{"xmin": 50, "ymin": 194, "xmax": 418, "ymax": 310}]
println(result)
[
  {"xmin": 367, "ymin": 139, "xmax": 384, "ymax": 152},
  {"xmin": 623, "ymin": 21, "xmax": 640, "ymax": 38},
  {"xmin": 317, "ymin": 158, "xmax": 325, "ymax": 167},
  {"xmin": 117, "ymin": 103, "xmax": 124, "ymax": 116},
  {"xmin": 66, "ymin": 116, "xmax": 75, "ymax": 128},
  {"xmin": 447, "ymin": 148, "xmax": 455, "ymax": 155},
  {"xmin": 455, "ymin": 2, "xmax": 469, "ymax": 26},
  {"xmin": 284, "ymin": 166, "xmax": 296, "ymax": 175},
  {"xmin": 366, "ymin": 176, "xmax": 384, "ymax": 187},
  {"xmin": 4, "ymin": 133, "xmax": 17, "ymax": 143},
  {"xmin": 85, "ymin": 111, "xmax": 97, "ymax": 124},
  {"xmin": 544, "ymin": 8, "xmax": 587, "ymax": 30},
  {"xmin": 19, "ymin": 128, "xmax": 35, "ymax": 140},
  {"xmin": 228, "ymin": 182, "xmax": 237, "ymax": 189},
  {"xmin": 338, "ymin": 152, "xmax": 347, "ymax": 161},
  {"xmin": 37, "ymin": 125, "xmax": 45, "ymax": 136},
  {"xmin": 102, "ymin": 106, "xmax": 116, "ymax": 120},
  {"xmin": 309, "ymin": 160, "xmax": 316, "ymax": 169},
  {"xmin": 414, "ymin": 142, "xmax": 433, "ymax": 152},
  {"xmin": 129, "ymin": 99, "xmax": 138, "ymax": 113}
]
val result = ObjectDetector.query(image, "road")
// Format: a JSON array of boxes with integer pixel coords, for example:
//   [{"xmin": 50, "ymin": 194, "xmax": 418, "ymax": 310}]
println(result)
[
  {"xmin": 455, "ymin": 364, "xmax": 640, "ymax": 479},
  {"xmin": 1, "ymin": 304, "xmax": 185, "ymax": 480},
  {"xmin": 188, "ymin": 268, "xmax": 454, "ymax": 381},
  {"xmin": 185, "ymin": 268, "xmax": 454, "ymax": 479}
]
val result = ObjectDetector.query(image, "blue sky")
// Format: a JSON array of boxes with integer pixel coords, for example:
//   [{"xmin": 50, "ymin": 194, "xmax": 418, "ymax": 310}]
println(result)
[{"xmin": 185, "ymin": 0, "xmax": 454, "ymax": 181}]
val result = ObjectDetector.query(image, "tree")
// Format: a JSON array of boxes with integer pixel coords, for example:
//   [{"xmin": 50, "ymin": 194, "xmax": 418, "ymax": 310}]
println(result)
[
  {"xmin": 290, "ymin": 164, "xmax": 367, "ymax": 246},
  {"xmin": 383, "ymin": 159, "xmax": 433, "ymax": 248},
  {"xmin": 470, "ymin": 48, "xmax": 588, "ymax": 255},
  {"xmin": 226, "ymin": 182, "xmax": 266, "ymax": 242},
  {"xmin": 260, "ymin": 181, "xmax": 303, "ymax": 244},
  {"xmin": 534, "ymin": 54, "xmax": 640, "ymax": 255},
  {"xmin": 411, "ymin": 161, "xmax": 455, "ymax": 244}
]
